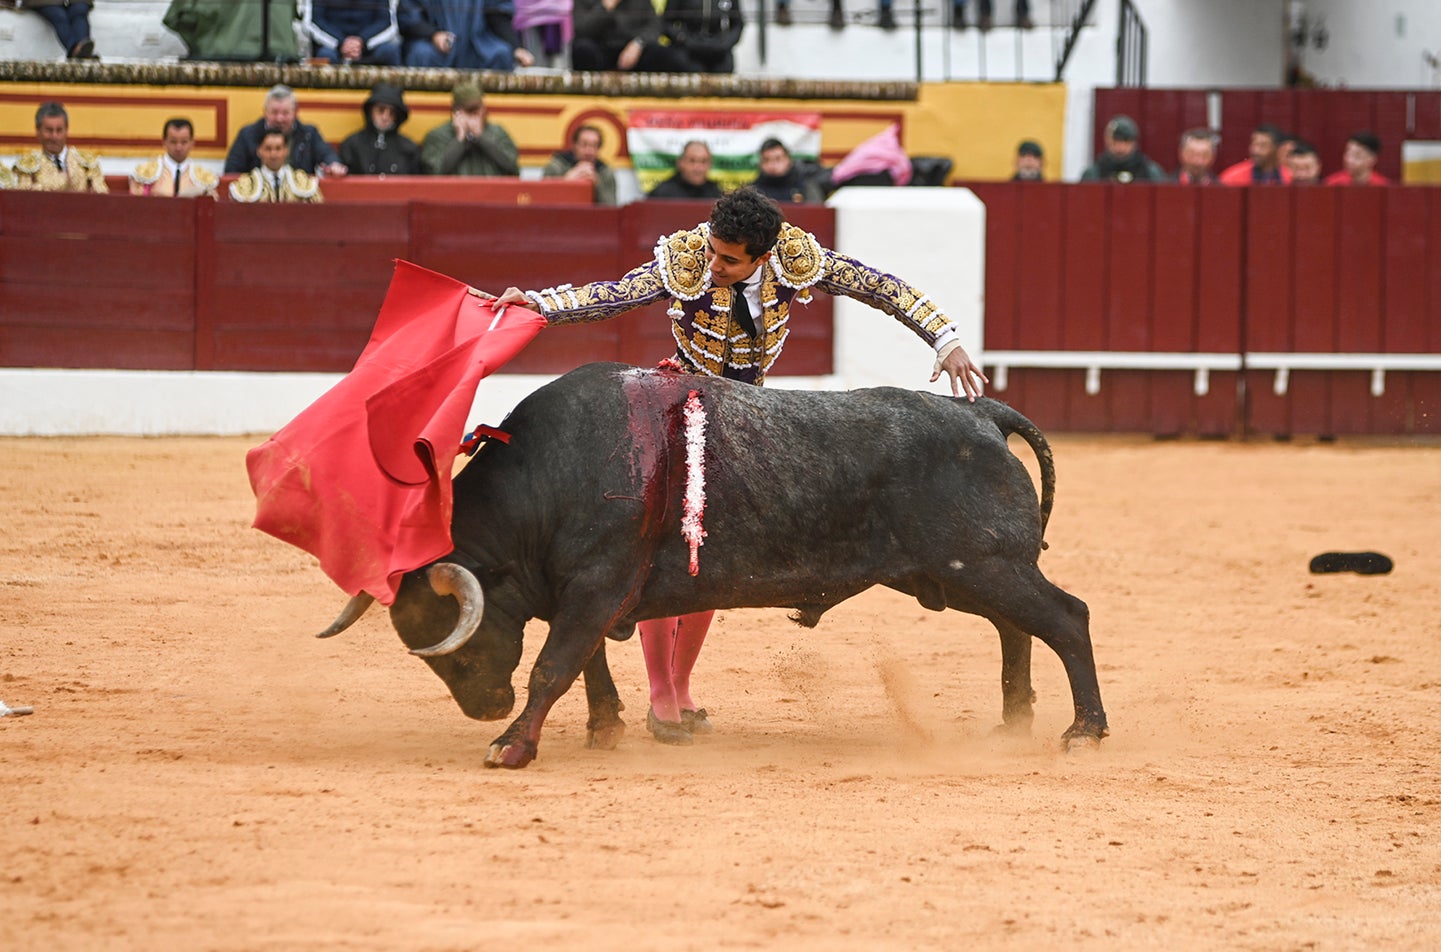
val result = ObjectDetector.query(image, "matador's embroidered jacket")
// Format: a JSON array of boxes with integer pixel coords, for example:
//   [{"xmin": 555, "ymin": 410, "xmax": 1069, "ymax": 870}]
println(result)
[{"xmin": 524, "ymin": 221, "xmax": 958, "ymax": 385}]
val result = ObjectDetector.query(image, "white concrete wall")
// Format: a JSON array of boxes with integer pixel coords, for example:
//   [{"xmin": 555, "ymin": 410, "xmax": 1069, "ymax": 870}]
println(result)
[
  {"xmin": 0, "ymin": 189, "xmax": 985, "ymax": 435},
  {"xmin": 1302, "ymin": 0, "xmax": 1441, "ymax": 88}
]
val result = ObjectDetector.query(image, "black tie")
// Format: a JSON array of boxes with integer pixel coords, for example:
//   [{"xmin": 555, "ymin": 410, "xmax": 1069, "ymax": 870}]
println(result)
[
  {"xmin": 731, "ymin": 280, "xmax": 757, "ymax": 338},
  {"xmin": 273, "ymin": 173, "xmax": 281, "ymax": 197},
  {"xmin": 53, "ymin": 154, "xmax": 63, "ymax": 172},
  {"xmin": 173, "ymin": 166, "xmax": 182, "ymax": 196}
]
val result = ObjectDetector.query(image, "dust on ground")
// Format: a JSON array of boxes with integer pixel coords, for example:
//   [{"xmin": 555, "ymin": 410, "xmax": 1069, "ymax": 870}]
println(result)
[{"xmin": 2, "ymin": 434, "xmax": 1439, "ymax": 950}]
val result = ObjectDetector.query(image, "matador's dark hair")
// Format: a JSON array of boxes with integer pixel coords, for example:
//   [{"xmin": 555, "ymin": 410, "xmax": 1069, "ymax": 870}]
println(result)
[{"xmin": 709, "ymin": 186, "xmax": 785, "ymax": 260}]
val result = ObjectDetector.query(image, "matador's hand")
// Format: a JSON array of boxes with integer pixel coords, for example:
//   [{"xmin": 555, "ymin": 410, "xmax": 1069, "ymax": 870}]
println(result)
[{"xmin": 931, "ymin": 342, "xmax": 989, "ymax": 402}]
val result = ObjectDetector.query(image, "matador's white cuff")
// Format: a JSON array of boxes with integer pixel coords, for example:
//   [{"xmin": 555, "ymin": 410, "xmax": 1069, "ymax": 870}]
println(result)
[{"xmin": 933, "ymin": 339, "xmax": 962, "ymax": 376}]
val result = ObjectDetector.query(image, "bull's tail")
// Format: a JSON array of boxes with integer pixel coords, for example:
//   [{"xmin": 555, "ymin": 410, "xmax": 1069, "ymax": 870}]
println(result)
[{"xmin": 978, "ymin": 399, "xmax": 1056, "ymax": 547}]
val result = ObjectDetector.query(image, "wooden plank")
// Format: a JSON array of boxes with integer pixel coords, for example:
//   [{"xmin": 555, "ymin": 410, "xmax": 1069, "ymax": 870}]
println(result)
[
  {"xmin": 1243, "ymin": 187, "xmax": 1293, "ymax": 436},
  {"xmin": 0, "ymin": 326, "xmax": 194, "ymax": 370},
  {"xmin": 0, "ymin": 191, "xmax": 194, "ymax": 240},
  {"xmin": 1013, "ymin": 184, "xmax": 1064, "ymax": 351},
  {"xmin": 1149, "ymin": 187, "xmax": 1201, "ymax": 435},
  {"xmin": 966, "ymin": 183, "xmax": 1019, "ymax": 351},
  {"xmin": 213, "ymin": 202, "xmax": 412, "ymax": 243}
]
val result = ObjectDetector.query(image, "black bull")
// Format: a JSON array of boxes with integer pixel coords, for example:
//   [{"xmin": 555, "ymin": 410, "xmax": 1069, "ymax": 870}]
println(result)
[{"xmin": 323, "ymin": 362, "xmax": 1108, "ymax": 768}]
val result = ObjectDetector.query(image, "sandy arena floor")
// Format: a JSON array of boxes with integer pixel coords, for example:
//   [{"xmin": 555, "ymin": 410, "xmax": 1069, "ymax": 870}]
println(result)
[{"xmin": 2, "ymin": 432, "xmax": 1439, "ymax": 950}]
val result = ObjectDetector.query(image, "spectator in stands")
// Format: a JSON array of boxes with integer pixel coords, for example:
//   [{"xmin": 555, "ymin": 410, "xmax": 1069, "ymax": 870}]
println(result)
[
  {"xmin": 228, "ymin": 128, "xmax": 324, "ymax": 203},
  {"xmin": 1080, "ymin": 114, "xmax": 1164, "ymax": 183},
  {"xmin": 225, "ymin": 85, "xmax": 347, "ymax": 178},
  {"xmin": 665, "ymin": 0, "xmax": 744, "ymax": 73},
  {"xmin": 1174, "ymin": 127, "xmax": 1218, "ymax": 185},
  {"xmin": 163, "ymin": 0, "xmax": 301, "ymax": 62},
  {"xmin": 16, "ymin": 0, "xmax": 97, "ymax": 59},
  {"xmin": 953, "ymin": 0, "xmax": 1033, "ymax": 30},
  {"xmin": 1218, "ymin": 124, "xmax": 1292, "ymax": 186},
  {"xmin": 513, "ymin": 0, "xmax": 572, "ymax": 66},
  {"xmin": 1324, "ymin": 132, "xmax": 1390, "ymax": 187},
  {"xmin": 648, "ymin": 140, "xmax": 724, "ymax": 200},
  {"xmin": 129, "ymin": 118, "xmax": 220, "ymax": 197},
  {"xmin": 542, "ymin": 124, "xmax": 617, "ymax": 205},
  {"xmin": 303, "ymin": 0, "xmax": 402, "ymax": 65},
  {"xmin": 0, "ymin": 165, "xmax": 15, "ymax": 190},
  {"xmin": 339, "ymin": 83, "xmax": 422, "ymax": 176},
  {"xmin": 774, "ymin": 0, "xmax": 892, "ymax": 31},
  {"xmin": 751, "ymin": 138, "xmax": 822, "ymax": 203},
  {"xmin": 570, "ymin": 0, "xmax": 692, "ymax": 71},
  {"xmin": 1011, "ymin": 139, "xmax": 1043, "ymax": 181},
  {"xmin": 399, "ymin": 0, "xmax": 534, "ymax": 70},
  {"xmin": 1287, "ymin": 140, "xmax": 1322, "ymax": 185},
  {"xmin": 10, "ymin": 101, "xmax": 107, "ymax": 193},
  {"xmin": 420, "ymin": 82, "xmax": 520, "ymax": 177}
]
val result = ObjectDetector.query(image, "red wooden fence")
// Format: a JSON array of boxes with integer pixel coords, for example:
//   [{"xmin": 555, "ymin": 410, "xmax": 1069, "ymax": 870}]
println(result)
[
  {"xmin": 0, "ymin": 191, "xmax": 836, "ymax": 378},
  {"xmin": 965, "ymin": 181, "xmax": 1441, "ymax": 437},
  {"xmin": 3, "ymin": 184, "xmax": 1437, "ymax": 436}
]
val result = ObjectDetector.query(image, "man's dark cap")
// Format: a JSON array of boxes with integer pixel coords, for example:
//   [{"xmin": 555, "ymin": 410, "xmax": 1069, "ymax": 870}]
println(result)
[
  {"xmin": 1106, "ymin": 115, "xmax": 1139, "ymax": 142},
  {"xmin": 1017, "ymin": 140, "xmax": 1043, "ymax": 158}
]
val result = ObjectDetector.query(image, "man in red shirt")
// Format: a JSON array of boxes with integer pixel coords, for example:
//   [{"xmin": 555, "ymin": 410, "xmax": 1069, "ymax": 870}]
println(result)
[
  {"xmin": 1219, "ymin": 124, "xmax": 1293, "ymax": 186},
  {"xmin": 1324, "ymin": 132, "xmax": 1390, "ymax": 186}
]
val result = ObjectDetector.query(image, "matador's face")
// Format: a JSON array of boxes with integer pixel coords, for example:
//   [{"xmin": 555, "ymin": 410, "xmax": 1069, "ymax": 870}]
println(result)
[{"xmin": 706, "ymin": 235, "xmax": 771, "ymax": 288}]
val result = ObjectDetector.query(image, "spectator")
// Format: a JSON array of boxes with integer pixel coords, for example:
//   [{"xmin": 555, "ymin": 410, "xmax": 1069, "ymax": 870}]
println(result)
[
  {"xmin": 1288, "ymin": 140, "xmax": 1322, "ymax": 185},
  {"xmin": 420, "ymin": 82, "xmax": 520, "ymax": 177},
  {"xmin": 1324, "ymin": 132, "xmax": 1390, "ymax": 187},
  {"xmin": 0, "ymin": 165, "xmax": 15, "ymax": 190},
  {"xmin": 751, "ymin": 138, "xmax": 823, "ymax": 204},
  {"xmin": 1174, "ymin": 127, "xmax": 1218, "ymax": 185},
  {"xmin": 1218, "ymin": 124, "xmax": 1292, "ymax": 186},
  {"xmin": 225, "ymin": 85, "xmax": 346, "ymax": 177},
  {"xmin": 570, "ymin": 0, "xmax": 691, "ymax": 71},
  {"xmin": 228, "ymin": 128, "xmax": 324, "ymax": 203},
  {"xmin": 163, "ymin": 0, "xmax": 301, "ymax": 62},
  {"xmin": 514, "ymin": 0, "xmax": 574, "ymax": 66},
  {"xmin": 664, "ymin": 0, "xmax": 743, "ymax": 73},
  {"xmin": 129, "ymin": 117, "xmax": 220, "ymax": 197},
  {"xmin": 1011, "ymin": 139, "xmax": 1043, "ymax": 181},
  {"xmin": 399, "ymin": 0, "xmax": 533, "ymax": 70},
  {"xmin": 774, "ymin": 0, "xmax": 890, "ymax": 31},
  {"xmin": 1080, "ymin": 114, "xmax": 1164, "ymax": 183},
  {"xmin": 16, "ymin": 0, "xmax": 97, "ymax": 59},
  {"xmin": 481, "ymin": 188, "xmax": 987, "ymax": 742},
  {"xmin": 953, "ymin": 0, "xmax": 1033, "ymax": 30},
  {"xmin": 648, "ymin": 140, "xmax": 724, "ymax": 200},
  {"xmin": 542, "ymin": 124, "xmax": 617, "ymax": 205},
  {"xmin": 10, "ymin": 101, "xmax": 107, "ymax": 193},
  {"xmin": 303, "ymin": 0, "xmax": 402, "ymax": 65},
  {"xmin": 339, "ymin": 83, "xmax": 422, "ymax": 176}
]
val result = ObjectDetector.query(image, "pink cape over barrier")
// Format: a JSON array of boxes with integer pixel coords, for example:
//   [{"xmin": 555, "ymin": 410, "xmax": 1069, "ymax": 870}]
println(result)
[{"xmin": 245, "ymin": 260, "xmax": 546, "ymax": 605}]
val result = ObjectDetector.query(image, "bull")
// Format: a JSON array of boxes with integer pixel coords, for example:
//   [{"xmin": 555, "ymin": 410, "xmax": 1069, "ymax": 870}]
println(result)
[{"xmin": 320, "ymin": 362, "xmax": 1108, "ymax": 768}]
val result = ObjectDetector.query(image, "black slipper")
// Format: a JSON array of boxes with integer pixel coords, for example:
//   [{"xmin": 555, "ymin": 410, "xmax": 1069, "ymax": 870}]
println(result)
[{"xmin": 1309, "ymin": 552, "xmax": 1394, "ymax": 575}]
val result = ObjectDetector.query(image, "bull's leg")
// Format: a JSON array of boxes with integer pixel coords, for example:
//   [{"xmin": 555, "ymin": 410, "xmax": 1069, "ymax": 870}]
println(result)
[
  {"xmin": 994, "ymin": 619, "xmax": 1036, "ymax": 735},
  {"xmin": 947, "ymin": 561, "xmax": 1108, "ymax": 748},
  {"xmin": 582, "ymin": 641, "xmax": 626, "ymax": 751},
  {"xmin": 484, "ymin": 612, "xmax": 610, "ymax": 769}
]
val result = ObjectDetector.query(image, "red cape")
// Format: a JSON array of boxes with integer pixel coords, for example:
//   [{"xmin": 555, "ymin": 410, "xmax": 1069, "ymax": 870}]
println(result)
[{"xmin": 246, "ymin": 260, "xmax": 546, "ymax": 604}]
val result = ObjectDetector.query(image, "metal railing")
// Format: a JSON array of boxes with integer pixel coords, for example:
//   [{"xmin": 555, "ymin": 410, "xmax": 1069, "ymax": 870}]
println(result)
[{"xmin": 1116, "ymin": 0, "xmax": 1147, "ymax": 86}]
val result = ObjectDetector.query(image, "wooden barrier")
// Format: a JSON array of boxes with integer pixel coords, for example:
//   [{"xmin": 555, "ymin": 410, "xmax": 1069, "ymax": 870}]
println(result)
[
  {"xmin": 0, "ymin": 191, "xmax": 835, "ymax": 378},
  {"xmin": 101, "ymin": 174, "xmax": 593, "ymax": 205},
  {"xmin": 4, "ymin": 184, "xmax": 1437, "ymax": 435}
]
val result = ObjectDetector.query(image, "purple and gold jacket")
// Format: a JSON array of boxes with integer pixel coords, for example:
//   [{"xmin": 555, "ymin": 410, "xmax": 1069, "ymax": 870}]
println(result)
[{"xmin": 524, "ymin": 221, "xmax": 956, "ymax": 386}]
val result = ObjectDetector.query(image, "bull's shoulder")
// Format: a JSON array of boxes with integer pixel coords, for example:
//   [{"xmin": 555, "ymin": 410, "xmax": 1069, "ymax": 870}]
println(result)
[
  {"xmin": 653, "ymin": 224, "xmax": 711, "ymax": 301},
  {"xmin": 769, "ymin": 223, "xmax": 826, "ymax": 290}
]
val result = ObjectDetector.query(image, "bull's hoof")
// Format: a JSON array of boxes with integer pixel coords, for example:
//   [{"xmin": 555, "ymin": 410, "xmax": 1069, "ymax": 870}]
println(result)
[
  {"xmin": 991, "ymin": 719, "xmax": 1033, "ymax": 738},
  {"xmin": 483, "ymin": 740, "xmax": 537, "ymax": 769},
  {"xmin": 585, "ymin": 719, "xmax": 626, "ymax": 750},
  {"xmin": 1062, "ymin": 733, "xmax": 1103, "ymax": 753}
]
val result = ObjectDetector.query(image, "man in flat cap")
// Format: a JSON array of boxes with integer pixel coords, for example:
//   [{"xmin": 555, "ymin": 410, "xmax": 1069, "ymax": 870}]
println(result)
[
  {"xmin": 1011, "ymin": 139, "xmax": 1044, "ymax": 181},
  {"xmin": 420, "ymin": 82, "xmax": 519, "ymax": 177}
]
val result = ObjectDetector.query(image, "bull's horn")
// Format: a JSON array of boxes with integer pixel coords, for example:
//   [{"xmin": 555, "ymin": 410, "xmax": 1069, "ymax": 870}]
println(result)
[
  {"xmin": 316, "ymin": 593, "xmax": 376, "ymax": 639},
  {"xmin": 411, "ymin": 562, "xmax": 484, "ymax": 658}
]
